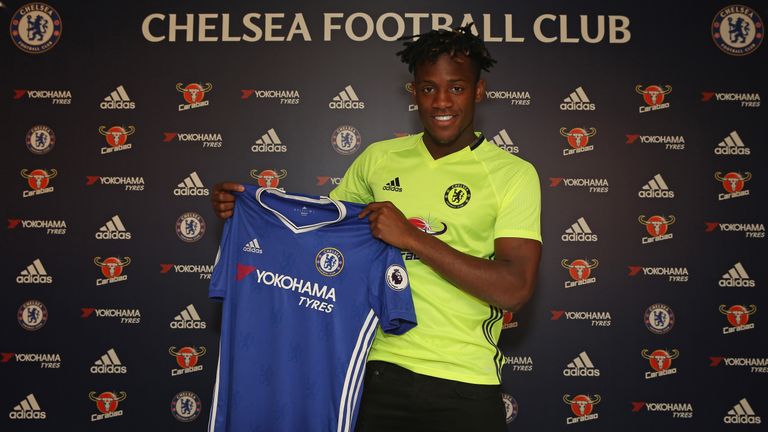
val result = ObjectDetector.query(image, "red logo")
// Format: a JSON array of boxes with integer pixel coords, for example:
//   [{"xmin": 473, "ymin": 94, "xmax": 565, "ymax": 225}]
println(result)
[
  {"xmin": 1, "ymin": 353, "xmax": 14, "ymax": 362},
  {"xmin": 715, "ymin": 171, "xmax": 751, "ymax": 193},
  {"xmin": 177, "ymin": 82, "xmax": 212, "ymax": 104},
  {"xmin": 701, "ymin": 92, "xmax": 715, "ymax": 102},
  {"xmin": 561, "ymin": 259, "xmax": 598, "ymax": 282},
  {"xmin": 94, "ymin": 257, "xmax": 131, "ymax": 279},
  {"xmin": 8, "ymin": 219, "xmax": 22, "ymax": 229},
  {"xmin": 169, "ymin": 346, "xmax": 206, "ymax": 369},
  {"xmin": 81, "ymin": 308, "xmax": 95, "ymax": 318},
  {"xmin": 636, "ymin": 84, "xmax": 672, "ymax": 107},
  {"xmin": 160, "ymin": 264, "xmax": 174, "ymax": 273},
  {"xmin": 549, "ymin": 177, "xmax": 563, "ymax": 187},
  {"xmin": 641, "ymin": 349, "xmax": 679, "ymax": 372},
  {"xmin": 628, "ymin": 266, "xmax": 642, "ymax": 276},
  {"xmin": 89, "ymin": 391, "xmax": 126, "ymax": 414},
  {"xmin": 638, "ymin": 215, "xmax": 675, "ymax": 237},
  {"xmin": 560, "ymin": 127, "xmax": 596, "ymax": 150},
  {"xmin": 236, "ymin": 264, "xmax": 256, "ymax": 281},
  {"xmin": 564, "ymin": 394, "xmax": 600, "ymax": 417},
  {"xmin": 240, "ymin": 90, "xmax": 254, "ymax": 99},
  {"xmin": 99, "ymin": 126, "xmax": 135, "ymax": 148},
  {"xmin": 710, "ymin": 357, "xmax": 724, "ymax": 367},
  {"xmin": 550, "ymin": 310, "xmax": 565, "ymax": 320},
  {"xmin": 20, "ymin": 169, "xmax": 57, "ymax": 190},
  {"xmin": 408, "ymin": 217, "xmax": 447, "ymax": 235},
  {"xmin": 625, "ymin": 134, "xmax": 640, "ymax": 144},
  {"xmin": 251, "ymin": 169, "xmax": 287, "ymax": 188},
  {"xmin": 13, "ymin": 90, "xmax": 27, "ymax": 99},
  {"xmin": 163, "ymin": 132, "xmax": 178, "ymax": 142},
  {"xmin": 720, "ymin": 304, "xmax": 757, "ymax": 327}
]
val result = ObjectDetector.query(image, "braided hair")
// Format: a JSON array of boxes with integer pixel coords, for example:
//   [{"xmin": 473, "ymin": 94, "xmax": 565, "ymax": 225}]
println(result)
[{"xmin": 397, "ymin": 24, "xmax": 496, "ymax": 81}]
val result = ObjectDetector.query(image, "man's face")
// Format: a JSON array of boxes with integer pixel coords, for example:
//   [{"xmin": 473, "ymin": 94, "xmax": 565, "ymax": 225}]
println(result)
[{"xmin": 412, "ymin": 53, "xmax": 485, "ymax": 148}]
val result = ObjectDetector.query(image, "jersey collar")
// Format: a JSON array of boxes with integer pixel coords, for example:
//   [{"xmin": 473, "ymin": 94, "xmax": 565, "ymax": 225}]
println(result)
[{"xmin": 254, "ymin": 188, "xmax": 347, "ymax": 234}]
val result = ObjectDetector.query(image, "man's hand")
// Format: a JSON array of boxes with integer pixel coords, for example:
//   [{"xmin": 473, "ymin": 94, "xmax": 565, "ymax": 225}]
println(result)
[
  {"xmin": 358, "ymin": 201, "xmax": 422, "ymax": 250},
  {"xmin": 211, "ymin": 182, "xmax": 244, "ymax": 219}
]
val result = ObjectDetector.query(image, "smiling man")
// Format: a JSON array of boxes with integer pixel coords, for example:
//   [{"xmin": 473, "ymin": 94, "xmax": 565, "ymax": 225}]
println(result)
[
  {"xmin": 210, "ymin": 25, "xmax": 541, "ymax": 432},
  {"xmin": 329, "ymin": 26, "xmax": 542, "ymax": 431}
]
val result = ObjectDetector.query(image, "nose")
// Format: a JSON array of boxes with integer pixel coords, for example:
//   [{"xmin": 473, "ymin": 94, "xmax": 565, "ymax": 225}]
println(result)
[{"xmin": 432, "ymin": 88, "xmax": 453, "ymax": 109}]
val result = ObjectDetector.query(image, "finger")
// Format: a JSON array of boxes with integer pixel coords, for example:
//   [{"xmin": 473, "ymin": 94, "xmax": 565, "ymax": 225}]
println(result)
[
  {"xmin": 213, "ymin": 202, "xmax": 236, "ymax": 212},
  {"xmin": 214, "ymin": 182, "xmax": 245, "ymax": 193},
  {"xmin": 218, "ymin": 210, "xmax": 234, "ymax": 219}
]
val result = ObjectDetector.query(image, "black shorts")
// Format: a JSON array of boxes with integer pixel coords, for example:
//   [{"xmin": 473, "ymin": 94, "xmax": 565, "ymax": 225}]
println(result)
[{"xmin": 354, "ymin": 361, "xmax": 507, "ymax": 432}]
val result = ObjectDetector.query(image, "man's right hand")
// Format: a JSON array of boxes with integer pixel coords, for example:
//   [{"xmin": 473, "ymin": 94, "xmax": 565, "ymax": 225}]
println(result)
[{"xmin": 211, "ymin": 182, "xmax": 245, "ymax": 219}]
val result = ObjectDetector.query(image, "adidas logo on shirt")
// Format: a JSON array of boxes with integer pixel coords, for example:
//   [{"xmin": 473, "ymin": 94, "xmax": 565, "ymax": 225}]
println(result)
[
  {"xmin": 16, "ymin": 258, "xmax": 52, "ymax": 284},
  {"xmin": 715, "ymin": 130, "xmax": 751, "ymax": 155},
  {"xmin": 100, "ymin": 85, "xmax": 136, "ymax": 110},
  {"xmin": 173, "ymin": 171, "xmax": 209, "ymax": 197},
  {"xmin": 95, "ymin": 215, "xmax": 131, "ymax": 240},
  {"xmin": 382, "ymin": 177, "xmax": 403, "ymax": 192},
  {"xmin": 720, "ymin": 262, "xmax": 755, "ymax": 287},
  {"xmin": 723, "ymin": 398, "xmax": 761, "ymax": 424},
  {"xmin": 329, "ymin": 85, "xmax": 365, "ymax": 110},
  {"xmin": 90, "ymin": 348, "xmax": 127, "ymax": 374},
  {"xmin": 638, "ymin": 174, "xmax": 675, "ymax": 198},
  {"xmin": 560, "ymin": 86, "xmax": 595, "ymax": 111},
  {"xmin": 170, "ymin": 304, "xmax": 207, "ymax": 329},
  {"xmin": 562, "ymin": 217, "xmax": 598, "ymax": 242},
  {"xmin": 251, "ymin": 128, "xmax": 287, "ymax": 153},
  {"xmin": 563, "ymin": 351, "xmax": 600, "ymax": 377},
  {"xmin": 9, "ymin": 393, "xmax": 46, "ymax": 420},
  {"xmin": 491, "ymin": 129, "xmax": 519, "ymax": 154},
  {"xmin": 243, "ymin": 238, "xmax": 263, "ymax": 254}
]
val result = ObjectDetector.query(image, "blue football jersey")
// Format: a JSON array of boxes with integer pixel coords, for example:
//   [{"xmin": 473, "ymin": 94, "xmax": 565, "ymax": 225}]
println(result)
[{"xmin": 208, "ymin": 186, "xmax": 416, "ymax": 432}]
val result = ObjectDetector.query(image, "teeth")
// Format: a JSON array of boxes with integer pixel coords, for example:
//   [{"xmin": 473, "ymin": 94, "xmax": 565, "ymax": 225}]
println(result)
[{"xmin": 434, "ymin": 115, "xmax": 452, "ymax": 121}]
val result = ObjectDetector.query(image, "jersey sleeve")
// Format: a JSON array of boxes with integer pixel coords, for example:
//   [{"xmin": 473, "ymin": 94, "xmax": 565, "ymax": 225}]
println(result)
[
  {"xmin": 367, "ymin": 245, "xmax": 417, "ymax": 335},
  {"xmin": 329, "ymin": 147, "xmax": 376, "ymax": 204},
  {"xmin": 209, "ymin": 213, "xmax": 234, "ymax": 300},
  {"xmin": 494, "ymin": 162, "xmax": 542, "ymax": 242}
]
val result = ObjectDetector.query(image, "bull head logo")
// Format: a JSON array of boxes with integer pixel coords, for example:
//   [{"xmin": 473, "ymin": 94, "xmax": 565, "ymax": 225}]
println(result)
[
  {"xmin": 169, "ymin": 346, "xmax": 206, "ymax": 369},
  {"xmin": 714, "ymin": 171, "xmax": 751, "ymax": 193},
  {"xmin": 560, "ymin": 127, "xmax": 597, "ymax": 149},
  {"xmin": 563, "ymin": 394, "xmax": 601, "ymax": 417},
  {"xmin": 20, "ymin": 168, "xmax": 57, "ymax": 190},
  {"xmin": 250, "ymin": 169, "xmax": 288, "ymax": 188},
  {"xmin": 94, "ymin": 256, "xmax": 131, "ymax": 279},
  {"xmin": 641, "ymin": 348, "xmax": 679, "ymax": 371},
  {"xmin": 635, "ymin": 84, "xmax": 672, "ymax": 106},
  {"xmin": 89, "ymin": 391, "xmax": 127, "ymax": 414},
  {"xmin": 99, "ymin": 125, "xmax": 135, "ymax": 148},
  {"xmin": 719, "ymin": 304, "xmax": 757, "ymax": 327},
  {"xmin": 638, "ymin": 215, "xmax": 676, "ymax": 237},
  {"xmin": 176, "ymin": 82, "xmax": 213, "ymax": 104},
  {"xmin": 561, "ymin": 259, "xmax": 599, "ymax": 281}
]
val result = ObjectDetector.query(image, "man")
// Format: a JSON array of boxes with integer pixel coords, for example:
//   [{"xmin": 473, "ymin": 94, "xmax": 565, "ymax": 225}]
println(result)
[{"xmin": 211, "ymin": 26, "xmax": 541, "ymax": 431}]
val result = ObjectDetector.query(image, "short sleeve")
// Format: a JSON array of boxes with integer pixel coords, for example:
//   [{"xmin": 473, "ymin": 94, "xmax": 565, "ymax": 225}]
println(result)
[
  {"xmin": 367, "ymin": 245, "xmax": 417, "ymax": 335},
  {"xmin": 494, "ymin": 162, "xmax": 542, "ymax": 242},
  {"xmin": 329, "ymin": 148, "xmax": 376, "ymax": 204}
]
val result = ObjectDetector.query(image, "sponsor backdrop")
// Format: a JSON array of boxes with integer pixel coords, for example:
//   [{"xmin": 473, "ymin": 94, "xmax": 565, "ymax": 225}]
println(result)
[{"xmin": 1, "ymin": 0, "xmax": 766, "ymax": 430}]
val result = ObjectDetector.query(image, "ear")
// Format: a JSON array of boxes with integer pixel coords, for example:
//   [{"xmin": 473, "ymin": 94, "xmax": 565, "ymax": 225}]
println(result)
[
  {"xmin": 474, "ymin": 79, "xmax": 486, "ymax": 102},
  {"xmin": 406, "ymin": 82, "xmax": 416, "ymax": 102}
]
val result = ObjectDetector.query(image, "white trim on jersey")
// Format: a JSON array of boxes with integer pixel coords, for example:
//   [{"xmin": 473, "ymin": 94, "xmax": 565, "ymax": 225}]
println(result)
[
  {"xmin": 337, "ymin": 309, "xmax": 379, "ymax": 432},
  {"xmin": 208, "ymin": 341, "xmax": 222, "ymax": 432},
  {"xmin": 256, "ymin": 187, "xmax": 347, "ymax": 234}
]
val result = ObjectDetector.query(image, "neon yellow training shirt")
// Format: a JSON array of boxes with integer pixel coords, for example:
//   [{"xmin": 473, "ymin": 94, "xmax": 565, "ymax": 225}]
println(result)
[{"xmin": 330, "ymin": 132, "xmax": 541, "ymax": 384}]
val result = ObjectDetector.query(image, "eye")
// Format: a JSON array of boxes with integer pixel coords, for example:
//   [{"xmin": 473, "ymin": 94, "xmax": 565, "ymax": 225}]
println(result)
[
  {"xmin": 420, "ymin": 86, "xmax": 435, "ymax": 95},
  {"xmin": 450, "ymin": 86, "xmax": 465, "ymax": 94}
]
